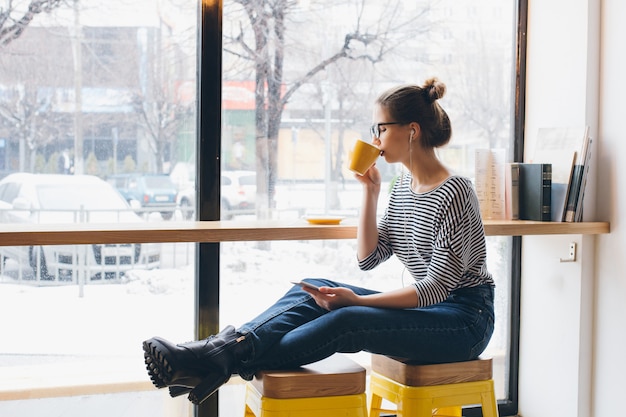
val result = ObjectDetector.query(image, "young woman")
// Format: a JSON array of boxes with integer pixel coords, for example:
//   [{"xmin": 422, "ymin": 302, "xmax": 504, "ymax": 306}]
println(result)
[{"xmin": 142, "ymin": 78, "xmax": 495, "ymax": 405}]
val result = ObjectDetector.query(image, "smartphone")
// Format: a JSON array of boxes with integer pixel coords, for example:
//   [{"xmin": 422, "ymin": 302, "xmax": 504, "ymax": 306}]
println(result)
[{"xmin": 290, "ymin": 280, "xmax": 320, "ymax": 291}]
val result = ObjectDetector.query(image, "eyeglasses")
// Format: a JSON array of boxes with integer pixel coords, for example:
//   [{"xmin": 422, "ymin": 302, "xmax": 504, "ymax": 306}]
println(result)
[{"xmin": 370, "ymin": 122, "xmax": 403, "ymax": 138}]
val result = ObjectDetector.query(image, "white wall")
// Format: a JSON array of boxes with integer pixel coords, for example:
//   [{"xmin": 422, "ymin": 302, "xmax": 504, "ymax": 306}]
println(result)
[
  {"xmin": 522, "ymin": 0, "xmax": 599, "ymax": 415},
  {"xmin": 593, "ymin": 0, "xmax": 626, "ymax": 416},
  {"xmin": 521, "ymin": 0, "xmax": 625, "ymax": 416}
]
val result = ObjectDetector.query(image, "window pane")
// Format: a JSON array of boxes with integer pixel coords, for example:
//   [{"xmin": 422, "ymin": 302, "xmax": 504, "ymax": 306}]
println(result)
[
  {"xmin": 220, "ymin": 0, "xmax": 516, "ymax": 411},
  {"xmin": 0, "ymin": 0, "xmax": 198, "ymax": 414},
  {"xmin": 222, "ymin": 1, "xmax": 515, "ymax": 219}
]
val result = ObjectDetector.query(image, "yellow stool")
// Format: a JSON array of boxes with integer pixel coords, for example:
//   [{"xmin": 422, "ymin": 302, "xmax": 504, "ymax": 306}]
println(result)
[
  {"xmin": 369, "ymin": 355, "xmax": 498, "ymax": 417},
  {"xmin": 243, "ymin": 353, "xmax": 368, "ymax": 417}
]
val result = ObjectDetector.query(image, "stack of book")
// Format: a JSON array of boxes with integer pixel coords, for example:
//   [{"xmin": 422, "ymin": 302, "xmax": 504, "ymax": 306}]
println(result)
[
  {"xmin": 505, "ymin": 126, "xmax": 592, "ymax": 222},
  {"xmin": 475, "ymin": 148, "xmax": 507, "ymax": 220},
  {"xmin": 563, "ymin": 133, "xmax": 593, "ymax": 222},
  {"xmin": 506, "ymin": 162, "xmax": 552, "ymax": 221}
]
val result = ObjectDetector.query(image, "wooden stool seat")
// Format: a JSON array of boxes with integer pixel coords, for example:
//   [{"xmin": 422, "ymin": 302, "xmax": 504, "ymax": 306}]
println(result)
[
  {"xmin": 369, "ymin": 355, "xmax": 498, "ymax": 417},
  {"xmin": 371, "ymin": 355, "xmax": 493, "ymax": 386},
  {"xmin": 244, "ymin": 354, "xmax": 368, "ymax": 417}
]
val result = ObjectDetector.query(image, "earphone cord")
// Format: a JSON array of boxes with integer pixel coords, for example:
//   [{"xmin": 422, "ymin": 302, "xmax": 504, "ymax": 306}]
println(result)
[{"xmin": 401, "ymin": 135, "xmax": 414, "ymax": 288}]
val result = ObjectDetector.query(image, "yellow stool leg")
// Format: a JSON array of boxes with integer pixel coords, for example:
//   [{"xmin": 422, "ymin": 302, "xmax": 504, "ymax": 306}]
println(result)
[
  {"xmin": 368, "ymin": 390, "xmax": 384, "ymax": 417},
  {"xmin": 480, "ymin": 380, "xmax": 499, "ymax": 417},
  {"xmin": 371, "ymin": 373, "xmax": 433, "ymax": 417},
  {"xmin": 244, "ymin": 404, "xmax": 255, "ymax": 417},
  {"xmin": 434, "ymin": 406, "xmax": 463, "ymax": 416},
  {"xmin": 369, "ymin": 373, "xmax": 404, "ymax": 416}
]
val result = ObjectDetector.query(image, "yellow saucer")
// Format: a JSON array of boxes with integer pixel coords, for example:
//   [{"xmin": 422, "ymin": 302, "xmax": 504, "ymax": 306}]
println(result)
[{"xmin": 303, "ymin": 216, "xmax": 345, "ymax": 225}]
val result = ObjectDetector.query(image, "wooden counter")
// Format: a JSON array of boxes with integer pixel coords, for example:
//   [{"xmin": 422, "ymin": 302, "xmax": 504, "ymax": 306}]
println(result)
[{"xmin": 0, "ymin": 219, "xmax": 610, "ymax": 246}]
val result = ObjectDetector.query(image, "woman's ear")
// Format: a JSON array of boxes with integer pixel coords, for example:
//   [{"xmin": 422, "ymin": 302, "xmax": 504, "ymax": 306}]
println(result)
[{"xmin": 410, "ymin": 122, "xmax": 420, "ymax": 140}]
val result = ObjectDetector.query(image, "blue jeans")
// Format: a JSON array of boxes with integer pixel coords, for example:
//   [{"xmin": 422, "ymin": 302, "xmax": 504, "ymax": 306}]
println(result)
[{"xmin": 236, "ymin": 279, "xmax": 495, "ymax": 380}]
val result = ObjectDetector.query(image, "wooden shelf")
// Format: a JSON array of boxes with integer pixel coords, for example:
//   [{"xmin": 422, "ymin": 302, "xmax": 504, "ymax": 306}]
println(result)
[
  {"xmin": 0, "ymin": 220, "xmax": 610, "ymax": 246},
  {"xmin": 481, "ymin": 220, "xmax": 610, "ymax": 236}
]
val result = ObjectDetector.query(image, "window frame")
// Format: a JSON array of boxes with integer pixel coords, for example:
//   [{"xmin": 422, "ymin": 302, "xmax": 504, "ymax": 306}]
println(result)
[
  {"xmin": 196, "ymin": 1, "xmax": 528, "ymax": 416},
  {"xmin": 196, "ymin": 1, "xmax": 223, "ymax": 414}
]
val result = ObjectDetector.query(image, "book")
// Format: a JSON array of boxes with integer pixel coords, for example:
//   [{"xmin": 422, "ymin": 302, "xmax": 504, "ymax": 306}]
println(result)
[
  {"xmin": 558, "ymin": 151, "xmax": 577, "ymax": 221},
  {"xmin": 474, "ymin": 149, "xmax": 506, "ymax": 220},
  {"xmin": 518, "ymin": 163, "xmax": 552, "ymax": 221},
  {"xmin": 574, "ymin": 137, "xmax": 592, "ymax": 221},
  {"xmin": 505, "ymin": 162, "xmax": 520, "ymax": 220},
  {"xmin": 564, "ymin": 165, "xmax": 583, "ymax": 222},
  {"xmin": 531, "ymin": 127, "xmax": 589, "ymax": 221},
  {"xmin": 563, "ymin": 136, "xmax": 593, "ymax": 222},
  {"xmin": 576, "ymin": 137, "xmax": 593, "ymax": 222},
  {"xmin": 550, "ymin": 183, "xmax": 568, "ymax": 222}
]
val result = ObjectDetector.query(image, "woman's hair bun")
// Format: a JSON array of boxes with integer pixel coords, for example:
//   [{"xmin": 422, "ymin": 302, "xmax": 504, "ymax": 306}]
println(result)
[{"xmin": 423, "ymin": 77, "xmax": 446, "ymax": 103}]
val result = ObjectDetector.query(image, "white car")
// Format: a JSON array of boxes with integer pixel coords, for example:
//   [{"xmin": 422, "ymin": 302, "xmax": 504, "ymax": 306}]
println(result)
[
  {"xmin": 0, "ymin": 173, "xmax": 161, "ymax": 283},
  {"xmin": 175, "ymin": 170, "xmax": 257, "ymax": 220},
  {"xmin": 221, "ymin": 170, "xmax": 256, "ymax": 218}
]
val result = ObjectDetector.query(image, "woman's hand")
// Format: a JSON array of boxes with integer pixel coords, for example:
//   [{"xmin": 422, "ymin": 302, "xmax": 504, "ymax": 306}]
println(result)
[
  {"xmin": 354, "ymin": 164, "xmax": 382, "ymax": 188},
  {"xmin": 304, "ymin": 285, "xmax": 420, "ymax": 310},
  {"xmin": 302, "ymin": 286, "xmax": 360, "ymax": 311}
]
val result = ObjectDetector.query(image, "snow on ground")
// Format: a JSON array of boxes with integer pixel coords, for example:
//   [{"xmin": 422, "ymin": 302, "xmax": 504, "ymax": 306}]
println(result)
[
  {"xmin": 0, "ymin": 239, "xmax": 407, "ymax": 416},
  {"xmin": 0, "ymin": 243, "xmax": 403, "ymax": 356}
]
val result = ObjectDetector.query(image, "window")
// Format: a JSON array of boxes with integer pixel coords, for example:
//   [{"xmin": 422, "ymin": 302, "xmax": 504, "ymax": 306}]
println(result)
[
  {"xmin": 0, "ymin": 1, "xmax": 199, "ymax": 415},
  {"xmin": 0, "ymin": 0, "xmax": 524, "ymax": 416},
  {"xmin": 211, "ymin": 1, "xmax": 522, "ymax": 415}
]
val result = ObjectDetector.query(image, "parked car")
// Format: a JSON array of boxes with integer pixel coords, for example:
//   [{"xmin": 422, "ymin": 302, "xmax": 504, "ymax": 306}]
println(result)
[
  {"xmin": 174, "ymin": 170, "xmax": 257, "ymax": 220},
  {"xmin": 107, "ymin": 173, "xmax": 178, "ymax": 220},
  {"xmin": 0, "ymin": 173, "xmax": 161, "ymax": 283},
  {"xmin": 222, "ymin": 170, "xmax": 257, "ymax": 218},
  {"xmin": 176, "ymin": 184, "xmax": 196, "ymax": 220}
]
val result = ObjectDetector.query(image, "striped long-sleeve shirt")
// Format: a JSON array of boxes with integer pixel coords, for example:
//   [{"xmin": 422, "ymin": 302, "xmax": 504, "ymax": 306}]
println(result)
[{"xmin": 358, "ymin": 174, "xmax": 495, "ymax": 307}]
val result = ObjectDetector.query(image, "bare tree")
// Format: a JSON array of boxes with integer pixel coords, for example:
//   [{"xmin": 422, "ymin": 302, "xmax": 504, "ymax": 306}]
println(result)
[
  {"xmin": 447, "ymin": 32, "xmax": 511, "ymax": 151},
  {"xmin": 225, "ymin": 0, "xmax": 430, "ymax": 217},
  {"xmin": 129, "ymin": 0, "xmax": 197, "ymax": 174},
  {"xmin": 132, "ymin": 89, "xmax": 193, "ymax": 174},
  {"xmin": 0, "ymin": 85, "xmax": 68, "ymax": 171},
  {"xmin": 0, "ymin": 21, "xmax": 74, "ymax": 172},
  {"xmin": 295, "ymin": 60, "xmax": 379, "ymax": 198},
  {"xmin": 0, "ymin": 0, "xmax": 65, "ymax": 46}
]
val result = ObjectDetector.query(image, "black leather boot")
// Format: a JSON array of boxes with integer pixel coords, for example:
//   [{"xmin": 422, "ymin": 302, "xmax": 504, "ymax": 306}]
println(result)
[{"xmin": 142, "ymin": 325, "xmax": 250, "ymax": 403}]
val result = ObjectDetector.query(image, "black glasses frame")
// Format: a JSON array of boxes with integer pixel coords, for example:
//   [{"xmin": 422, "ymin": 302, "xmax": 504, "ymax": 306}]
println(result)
[{"xmin": 370, "ymin": 122, "xmax": 403, "ymax": 138}]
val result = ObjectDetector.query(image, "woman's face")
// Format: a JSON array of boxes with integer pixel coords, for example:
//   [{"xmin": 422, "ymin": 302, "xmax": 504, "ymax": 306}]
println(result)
[{"xmin": 371, "ymin": 105, "xmax": 411, "ymax": 164}]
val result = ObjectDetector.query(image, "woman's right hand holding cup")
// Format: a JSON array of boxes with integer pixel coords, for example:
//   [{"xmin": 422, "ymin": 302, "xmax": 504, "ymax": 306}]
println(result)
[{"xmin": 354, "ymin": 164, "xmax": 381, "ymax": 188}]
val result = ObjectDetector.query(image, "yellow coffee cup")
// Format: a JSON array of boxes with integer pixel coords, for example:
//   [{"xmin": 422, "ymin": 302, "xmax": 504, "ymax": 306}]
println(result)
[{"xmin": 349, "ymin": 139, "xmax": 381, "ymax": 175}]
